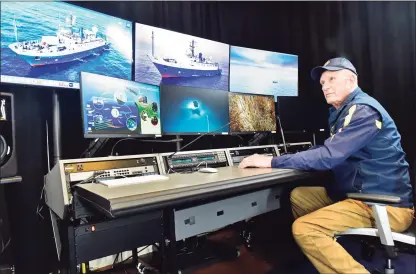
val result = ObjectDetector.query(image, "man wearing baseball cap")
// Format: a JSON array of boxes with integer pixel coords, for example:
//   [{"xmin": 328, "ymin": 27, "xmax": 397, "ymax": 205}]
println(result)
[{"xmin": 239, "ymin": 57, "xmax": 414, "ymax": 273}]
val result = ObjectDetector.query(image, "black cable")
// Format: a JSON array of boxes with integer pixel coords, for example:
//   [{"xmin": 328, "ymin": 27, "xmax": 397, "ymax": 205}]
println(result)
[
  {"xmin": 110, "ymin": 138, "xmax": 183, "ymax": 156},
  {"xmin": 235, "ymin": 134, "xmax": 245, "ymax": 142},
  {"xmin": 113, "ymin": 245, "xmax": 151, "ymax": 267},
  {"xmin": 276, "ymin": 115, "xmax": 288, "ymax": 154},
  {"xmin": 89, "ymin": 138, "xmax": 109, "ymax": 158},
  {"xmin": 140, "ymin": 139, "xmax": 182, "ymax": 143},
  {"xmin": 79, "ymin": 138, "xmax": 100, "ymax": 158},
  {"xmin": 71, "ymin": 170, "xmax": 105, "ymax": 189},
  {"xmin": 167, "ymin": 121, "xmax": 231, "ymax": 159},
  {"xmin": 110, "ymin": 138, "xmax": 141, "ymax": 156},
  {"xmin": 112, "ymin": 253, "xmax": 120, "ymax": 267},
  {"xmin": 0, "ymin": 218, "xmax": 10, "ymax": 256}
]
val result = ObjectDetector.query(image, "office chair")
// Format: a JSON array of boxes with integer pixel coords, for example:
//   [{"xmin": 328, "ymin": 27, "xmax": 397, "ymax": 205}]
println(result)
[{"xmin": 335, "ymin": 161, "xmax": 416, "ymax": 274}]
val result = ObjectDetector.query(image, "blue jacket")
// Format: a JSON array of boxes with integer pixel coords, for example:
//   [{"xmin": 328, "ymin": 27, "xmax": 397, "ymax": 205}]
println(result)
[{"xmin": 272, "ymin": 87, "xmax": 413, "ymax": 208}]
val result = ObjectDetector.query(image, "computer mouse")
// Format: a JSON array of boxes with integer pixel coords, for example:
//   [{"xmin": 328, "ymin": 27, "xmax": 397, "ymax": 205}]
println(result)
[{"xmin": 198, "ymin": 167, "xmax": 218, "ymax": 173}]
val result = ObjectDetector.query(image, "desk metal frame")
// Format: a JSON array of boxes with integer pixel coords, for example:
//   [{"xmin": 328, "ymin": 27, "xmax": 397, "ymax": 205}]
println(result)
[
  {"xmin": 161, "ymin": 170, "xmax": 315, "ymax": 273},
  {"xmin": 60, "ymin": 168, "xmax": 318, "ymax": 273},
  {"xmin": 60, "ymin": 209, "xmax": 166, "ymax": 274}
]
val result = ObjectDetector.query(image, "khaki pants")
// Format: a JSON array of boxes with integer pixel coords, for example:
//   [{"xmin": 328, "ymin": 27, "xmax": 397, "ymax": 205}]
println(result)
[{"xmin": 291, "ymin": 187, "xmax": 415, "ymax": 274}]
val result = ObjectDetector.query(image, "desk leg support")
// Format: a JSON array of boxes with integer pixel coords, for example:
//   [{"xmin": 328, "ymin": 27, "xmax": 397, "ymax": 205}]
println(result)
[
  {"xmin": 166, "ymin": 209, "xmax": 178, "ymax": 274},
  {"xmin": 159, "ymin": 239, "xmax": 166, "ymax": 274},
  {"xmin": 68, "ymin": 226, "xmax": 78, "ymax": 274},
  {"xmin": 132, "ymin": 249, "xmax": 138, "ymax": 266}
]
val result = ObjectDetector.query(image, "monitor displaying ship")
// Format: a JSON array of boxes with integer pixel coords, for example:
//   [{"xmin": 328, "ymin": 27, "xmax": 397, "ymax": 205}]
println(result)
[
  {"xmin": 135, "ymin": 23, "xmax": 230, "ymax": 91},
  {"xmin": 8, "ymin": 14, "xmax": 109, "ymax": 67},
  {"xmin": 0, "ymin": 1, "xmax": 133, "ymax": 89},
  {"xmin": 148, "ymin": 35, "xmax": 222, "ymax": 78}
]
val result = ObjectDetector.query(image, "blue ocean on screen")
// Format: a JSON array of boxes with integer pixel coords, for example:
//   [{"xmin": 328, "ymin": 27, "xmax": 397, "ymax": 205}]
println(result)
[
  {"xmin": 161, "ymin": 86, "xmax": 229, "ymax": 134},
  {"xmin": 230, "ymin": 46, "xmax": 298, "ymax": 99},
  {"xmin": 135, "ymin": 23, "xmax": 229, "ymax": 91},
  {"xmin": 0, "ymin": 2, "xmax": 133, "ymax": 86}
]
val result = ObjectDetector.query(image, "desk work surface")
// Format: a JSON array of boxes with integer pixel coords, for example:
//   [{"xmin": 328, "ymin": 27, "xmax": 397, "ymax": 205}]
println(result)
[{"xmin": 75, "ymin": 166, "xmax": 312, "ymax": 217}]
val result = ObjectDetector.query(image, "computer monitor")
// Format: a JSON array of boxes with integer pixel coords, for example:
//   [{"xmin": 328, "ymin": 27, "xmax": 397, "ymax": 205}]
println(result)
[
  {"xmin": 229, "ymin": 92, "xmax": 277, "ymax": 133},
  {"xmin": 80, "ymin": 72, "xmax": 161, "ymax": 138},
  {"xmin": 0, "ymin": 1, "xmax": 133, "ymax": 89},
  {"xmin": 160, "ymin": 84, "xmax": 229, "ymax": 135},
  {"xmin": 229, "ymin": 46, "xmax": 298, "ymax": 100},
  {"xmin": 135, "ymin": 22, "xmax": 230, "ymax": 91}
]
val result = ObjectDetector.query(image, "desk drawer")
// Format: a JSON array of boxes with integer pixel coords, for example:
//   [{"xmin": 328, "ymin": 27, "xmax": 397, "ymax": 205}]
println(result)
[{"xmin": 174, "ymin": 187, "xmax": 282, "ymax": 241}]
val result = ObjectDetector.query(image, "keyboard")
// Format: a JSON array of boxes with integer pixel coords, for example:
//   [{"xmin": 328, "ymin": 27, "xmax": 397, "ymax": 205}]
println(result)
[{"xmin": 97, "ymin": 174, "xmax": 169, "ymax": 188}]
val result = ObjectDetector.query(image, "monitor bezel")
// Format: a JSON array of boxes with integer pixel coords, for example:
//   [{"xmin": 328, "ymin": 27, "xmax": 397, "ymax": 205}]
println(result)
[
  {"xmin": 228, "ymin": 91, "xmax": 277, "ymax": 135},
  {"xmin": 133, "ymin": 21, "xmax": 231, "ymax": 90},
  {"xmin": 229, "ymin": 45, "xmax": 299, "ymax": 100},
  {"xmin": 0, "ymin": 1, "xmax": 134, "ymax": 90},
  {"xmin": 79, "ymin": 71, "xmax": 162, "ymax": 139},
  {"xmin": 160, "ymin": 83, "xmax": 230, "ymax": 136}
]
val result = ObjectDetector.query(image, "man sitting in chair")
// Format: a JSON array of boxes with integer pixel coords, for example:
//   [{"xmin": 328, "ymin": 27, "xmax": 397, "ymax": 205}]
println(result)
[{"xmin": 239, "ymin": 57, "xmax": 414, "ymax": 274}]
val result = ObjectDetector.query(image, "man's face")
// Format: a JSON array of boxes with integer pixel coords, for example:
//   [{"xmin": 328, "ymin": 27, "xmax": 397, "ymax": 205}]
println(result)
[{"xmin": 319, "ymin": 70, "xmax": 354, "ymax": 108}]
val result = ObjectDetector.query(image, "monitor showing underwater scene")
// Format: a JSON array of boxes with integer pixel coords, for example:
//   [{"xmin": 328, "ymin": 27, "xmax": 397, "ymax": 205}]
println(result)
[
  {"xmin": 229, "ymin": 92, "xmax": 277, "ymax": 133},
  {"xmin": 160, "ymin": 84, "xmax": 229, "ymax": 135}
]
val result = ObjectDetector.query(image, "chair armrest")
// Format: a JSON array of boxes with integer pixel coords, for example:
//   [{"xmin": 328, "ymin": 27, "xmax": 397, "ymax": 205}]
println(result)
[{"xmin": 346, "ymin": 193, "xmax": 401, "ymax": 204}]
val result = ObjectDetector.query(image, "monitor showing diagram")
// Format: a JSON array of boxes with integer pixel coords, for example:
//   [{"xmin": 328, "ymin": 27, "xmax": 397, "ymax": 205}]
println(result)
[{"xmin": 80, "ymin": 72, "xmax": 161, "ymax": 137}]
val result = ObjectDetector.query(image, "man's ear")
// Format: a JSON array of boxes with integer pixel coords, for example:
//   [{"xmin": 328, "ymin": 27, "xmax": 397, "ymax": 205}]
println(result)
[
  {"xmin": 346, "ymin": 72, "xmax": 356, "ymax": 87},
  {"xmin": 348, "ymin": 75, "xmax": 354, "ymax": 86}
]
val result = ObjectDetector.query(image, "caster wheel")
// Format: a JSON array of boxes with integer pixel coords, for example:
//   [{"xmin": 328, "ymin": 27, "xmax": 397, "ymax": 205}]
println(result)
[{"xmin": 241, "ymin": 230, "xmax": 254, "ymax": 251}]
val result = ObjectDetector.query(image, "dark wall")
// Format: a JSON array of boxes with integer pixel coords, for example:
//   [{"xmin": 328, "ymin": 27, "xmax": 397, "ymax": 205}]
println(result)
[
  {"xmin": 1, "ymin": 1, "xmax": 415, "ymax": 273},
  {"xmin": 0, "ymin": 86, "xmax": 55, "ymax": 273}
]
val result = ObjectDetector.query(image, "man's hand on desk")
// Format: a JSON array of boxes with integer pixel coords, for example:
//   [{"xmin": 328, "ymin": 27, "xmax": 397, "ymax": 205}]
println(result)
[{"xmin": 238, "ymin": 154, "xmax": 273, "ymax": 169}]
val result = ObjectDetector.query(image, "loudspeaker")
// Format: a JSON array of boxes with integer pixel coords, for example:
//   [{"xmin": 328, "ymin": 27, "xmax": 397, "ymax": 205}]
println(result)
[{"xmin": 0, "ymin": 92, "xmax": 17, "ymax": 179}]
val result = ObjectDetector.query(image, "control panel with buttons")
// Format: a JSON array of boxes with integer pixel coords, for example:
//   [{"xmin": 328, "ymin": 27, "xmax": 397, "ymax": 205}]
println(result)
[
  {"xmin": 45, "ymin": 153, "xmax": 164, "ymax": 220},
  {"xmin": 159, "ymin": 149, "xmax": 231, "ymax": 174}
]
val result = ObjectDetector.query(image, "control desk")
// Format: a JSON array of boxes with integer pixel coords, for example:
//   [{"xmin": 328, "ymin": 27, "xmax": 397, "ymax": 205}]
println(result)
[
  {"xmin": 159, "ymin": 149, "xmax": 230, "ymax": 174},
  {"xmin": 45, "ymin": 145, "xmax": 320, "ymax": 274},
  {"xmin": 227, "ymin": 145, "xmax": 279, "ymax": 166},
  {"xmin": 44, "ymin": 154, "xmax": 163, "ymax": 220}
]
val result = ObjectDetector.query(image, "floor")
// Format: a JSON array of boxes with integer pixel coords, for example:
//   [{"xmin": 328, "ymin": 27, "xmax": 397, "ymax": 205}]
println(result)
[
  {"xmin": 98, "ymin": 206, "xmax": 416, "ymax": 274},
  {"xmin": 106, "ymin": 209, "xmax": 306, "ymax": 274},
  {"xmin": 108, "ymin": 236, "xmax": 279, "ymax": 274},
  {"xmin": 105, "ymin": 229, "xmax": 279, "ymax": 274},
  {"xmin": 180, "ymin": 230, "xmax": 275, "ymax": 274}
]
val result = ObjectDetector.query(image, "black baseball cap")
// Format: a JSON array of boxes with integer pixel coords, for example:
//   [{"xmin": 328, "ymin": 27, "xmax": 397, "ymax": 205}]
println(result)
[{"xmin": 311, "ymin": 57, "xmax": 358, "ymax": 82}]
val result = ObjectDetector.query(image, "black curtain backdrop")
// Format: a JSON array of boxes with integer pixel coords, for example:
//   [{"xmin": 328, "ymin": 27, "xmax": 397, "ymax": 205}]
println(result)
[{"xmin": 1, "ymin": 2, "xmax": 415, "ymax": 273}]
